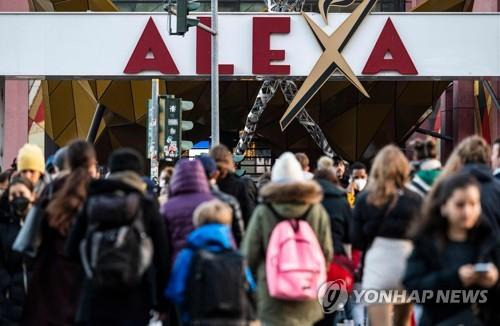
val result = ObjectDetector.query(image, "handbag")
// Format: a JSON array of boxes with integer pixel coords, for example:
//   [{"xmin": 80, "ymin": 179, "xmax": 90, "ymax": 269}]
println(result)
[
  {"xmin": 11, "ymin": 204, "xmax": 45, "ymax": 257},
  {"xmin": 327, "ymin": 255, "xmax": 356, "ymax": 293},
  {"xmin": 12, "ymin": 182, "xmax": 54, "ymax": 257}
]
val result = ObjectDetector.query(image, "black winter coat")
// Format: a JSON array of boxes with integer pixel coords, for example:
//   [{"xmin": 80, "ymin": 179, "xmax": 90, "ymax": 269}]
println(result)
[
  {"xmin": 21, "ymin": 177, "xmax": 84, "ymax": 326},
  {"xmin": 315, "ymin": 178, "xmax": 352, "ymax": 255},
  {"xmin": 403, "ymin": 225, "xmax": 500, "ymax": 325},
  {"xmin": 65, "ymin": 178, "xmax": 170, "ymax": 324},
  {"xmin": 0, "ymin": 193, "xmax": 33, "ymax": 325},
  {"xmin": 350, "ymin": 187, "xmax": 422, "ymax": 251},
  {"xmin": 217, "ymin": 172, "xmax": 256, "ymax": 226},
  {"xmin": 462, "ymin": 164, "xmax": 500, "ymax": 236}
]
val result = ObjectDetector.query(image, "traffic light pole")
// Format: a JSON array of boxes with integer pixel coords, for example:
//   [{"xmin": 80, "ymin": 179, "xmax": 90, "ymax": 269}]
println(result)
[
  {"xmin": 210, "ymin": 0, "xmax": 219, "ymax": 147},
  {"xmin": 150, "ymin": 78, "xmax": 160, "ymax": 181}
]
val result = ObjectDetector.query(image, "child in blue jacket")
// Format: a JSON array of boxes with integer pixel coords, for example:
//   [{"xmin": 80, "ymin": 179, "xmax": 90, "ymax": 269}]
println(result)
[{"xmin": 165, "ymin": 199, "xmax": 255, "ymax": 324}]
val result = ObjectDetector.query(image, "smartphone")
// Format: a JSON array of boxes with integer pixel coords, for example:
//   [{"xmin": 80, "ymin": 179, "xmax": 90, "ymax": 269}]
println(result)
[{"xmin": 474, "ymin": 263, "xmax": 493, "ymax": 273}]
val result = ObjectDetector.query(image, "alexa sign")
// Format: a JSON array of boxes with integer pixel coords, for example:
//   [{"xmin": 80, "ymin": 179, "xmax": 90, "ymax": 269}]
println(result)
[
  {"xmin": 124, "ymin": 0, "xmax": 418, "ymax": 129},
  {"xmin": 124, "ymin": 16, "xmax": 417, "ymax": 77}
]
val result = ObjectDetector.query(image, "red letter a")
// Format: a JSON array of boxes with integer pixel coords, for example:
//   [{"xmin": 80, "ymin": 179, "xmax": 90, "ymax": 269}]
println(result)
[
  {"xmin": 362, "ymin": 18, "xmax": 417, "ymax": 75},
  {"xmin": 124, "ymin": 17, "xmax": 179, "ymax": 74}
]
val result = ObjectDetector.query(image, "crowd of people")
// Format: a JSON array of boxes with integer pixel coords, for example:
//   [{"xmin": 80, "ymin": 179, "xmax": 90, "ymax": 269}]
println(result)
[{"xmin": 0, "ymin": 135, "xmax": 498, "ymax": 326}]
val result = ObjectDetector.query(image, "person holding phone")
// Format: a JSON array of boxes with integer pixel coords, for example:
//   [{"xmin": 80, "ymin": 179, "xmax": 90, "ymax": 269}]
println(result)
[{"xmin": 404, "ymin": 174, "xmax": 500, "ymax": 325}]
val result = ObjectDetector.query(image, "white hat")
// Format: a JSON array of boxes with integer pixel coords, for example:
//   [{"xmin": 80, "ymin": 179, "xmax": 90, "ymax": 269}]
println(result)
[{"xmin": 271, "ymin": 152, "xmax": 305, "ymax": 183}]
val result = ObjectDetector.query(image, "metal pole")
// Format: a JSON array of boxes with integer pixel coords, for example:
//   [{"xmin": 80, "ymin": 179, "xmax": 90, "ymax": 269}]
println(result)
[
  {"xmin": 210, "ymin": 0, "xmax": 219, "ymax": 147},
  {"xmin": 150, "ymin": 79, "xmax": 160, "ymax": 180},
  {"xmin": 86, "ymin": 103, "xmax": 106, "ymax": 143}
]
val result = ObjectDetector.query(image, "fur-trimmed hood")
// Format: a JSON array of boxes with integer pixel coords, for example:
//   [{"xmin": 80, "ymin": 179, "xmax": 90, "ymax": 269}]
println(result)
[{"xmin": 259, "ymin": 179, "xmax": 323, "ymax": 204}]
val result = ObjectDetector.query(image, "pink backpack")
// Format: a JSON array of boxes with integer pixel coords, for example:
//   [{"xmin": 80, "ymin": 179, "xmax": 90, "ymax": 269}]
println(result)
[{"xmin": 265, "ymin": 204, "xmax": 326, "ymax": 301}]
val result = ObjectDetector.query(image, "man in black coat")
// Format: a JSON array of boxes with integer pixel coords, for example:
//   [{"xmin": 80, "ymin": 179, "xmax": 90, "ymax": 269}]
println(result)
[{"xmin": 210, "ymin": 145, "xmax": 255, "ymax": 226}]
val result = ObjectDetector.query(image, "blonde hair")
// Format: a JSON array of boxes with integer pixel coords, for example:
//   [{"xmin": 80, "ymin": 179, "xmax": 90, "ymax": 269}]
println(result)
[
  {"xmin": 209, "ymin": 145, "xmax": 235, "ymax": 175},
  {"xmin": 366, "ymin": 145, "xmax": 410, "ymax": 207},
  {"xmin": 317, "ymin": 156, "xmax": 334, "ymax": 170},
  {"xmin": 427, "ymin": 136, "xmax": 490, "ymax": 209},
  {"xmin": 440, "ymin": 136, "xmax": 490, "ymax": 180},
  {"xmin": 193, "ymin": 199, "xmax": 232, "ymax": 227}
]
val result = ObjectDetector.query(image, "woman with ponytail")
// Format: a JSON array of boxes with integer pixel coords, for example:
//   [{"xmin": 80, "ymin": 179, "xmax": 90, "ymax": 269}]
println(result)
[{"xmin": 22, "ymin": 140, "xmax": 97, "ymax": 326}]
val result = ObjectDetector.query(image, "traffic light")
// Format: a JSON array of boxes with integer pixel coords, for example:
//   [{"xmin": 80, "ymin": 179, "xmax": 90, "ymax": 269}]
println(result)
[
  {"xmin": 160, "ymin": 95, "xmax": 194, "ymax": 160},
  {"xmin": 176, "ymin": 0, "xmax": 200, "ymax": 35}
]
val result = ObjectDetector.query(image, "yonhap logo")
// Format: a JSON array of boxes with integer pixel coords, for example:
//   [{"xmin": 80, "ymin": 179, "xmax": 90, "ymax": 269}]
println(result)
[{"xmin": 317, "ymin": 280, "xmax": 349, "ymax": 313}]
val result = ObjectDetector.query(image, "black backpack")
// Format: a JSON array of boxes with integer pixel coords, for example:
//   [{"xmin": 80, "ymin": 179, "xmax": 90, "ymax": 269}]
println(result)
[
  {"xmin": 184, "ymin": 248, "xmax": 254, "ymax": 323},
  {"xmin": 79, "ymin": 191, "xmax": 153, "ymax": 289}
]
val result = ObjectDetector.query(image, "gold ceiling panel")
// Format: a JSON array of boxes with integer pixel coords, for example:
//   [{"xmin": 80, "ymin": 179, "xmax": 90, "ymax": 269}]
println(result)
[
  {"xmin": 72, "ymin": 81, "xmax": 98, "ymax": 138},
  {"xmin": 53, "ymin": 0, "xmax": 88, "ymax": 12},
  {"xmin": 99, "ymin": 80, "xmax": 136, "ymax": 122},
  {"xmin": 413, "ymin": 0, "xmax": 473, "ymax": 12},
  {"xmin": 49, "ymin": 81, "xmax": 76, "ymax": 139},
  {"xmin": 55, "ymin": 120, "xmax": 78, "ymax": 146}
]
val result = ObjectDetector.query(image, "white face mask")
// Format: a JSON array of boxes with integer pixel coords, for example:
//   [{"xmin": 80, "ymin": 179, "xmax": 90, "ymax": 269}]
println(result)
[{"xmin": 354, "ymin": 178, "xmax": 367, "ymax": 191}]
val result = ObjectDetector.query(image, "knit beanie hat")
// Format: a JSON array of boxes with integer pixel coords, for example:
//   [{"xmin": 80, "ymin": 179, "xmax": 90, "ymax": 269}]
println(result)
[
  {"xmin": 108, "ymin": 148, "xmax": 144, "ymax": 175},
  {"xmin": 271, "ymin": 152, "xmax": 305, "ymax": 183},
  {"xmin": 17, "ymin": 144, "xmax": 45, "ymax": 174},
  {"xmin": 198, "ymin": 155, "xmax": 217, "ymax": 177}
]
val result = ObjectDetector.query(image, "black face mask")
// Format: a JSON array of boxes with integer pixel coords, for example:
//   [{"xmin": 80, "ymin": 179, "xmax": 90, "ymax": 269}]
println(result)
[{"xmin": 11, "ymin": 196, "xmax": 30, "ymax": 217}]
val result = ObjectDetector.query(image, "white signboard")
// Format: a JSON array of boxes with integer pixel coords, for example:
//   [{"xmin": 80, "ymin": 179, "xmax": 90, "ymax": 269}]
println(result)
[{"xmin": 0, "ymin": 12, "xmax": 499, "ymax": 79}]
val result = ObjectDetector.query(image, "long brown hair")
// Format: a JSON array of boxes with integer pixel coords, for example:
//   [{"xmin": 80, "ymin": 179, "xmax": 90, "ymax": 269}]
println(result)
[
  {"xmin": 46, "ymin": 140, "xmax": 96, "ymax": 235},
  {"xmin": 413, "ymin": 173, "xmax": 488, "ymax": 251},
  {"xmin": 366, "ymin": 145, "xmax": 410, "ymax": 207}
]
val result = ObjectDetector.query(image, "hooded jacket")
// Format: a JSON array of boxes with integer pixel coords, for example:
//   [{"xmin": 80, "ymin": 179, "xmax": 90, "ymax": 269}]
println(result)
[
  {"xmin": 165, "ymin": 223, "xmax": 255, "ymax": 323},
  {"xmin": 315, "ymin": 177, "xmax": 352, "ymax": 255},
  {"xmin": 241, "ymin": 179, "xmax": 333, "ymax": 326},
  {"xmin": 461, "ymin": 164, "xmax": 500, "ymax": 236},
  {"xmin": 65, "ymin": 172, "xmax": 170, "ymax": 323},
  {"xmin": 161, "ymin": 160, "xmax": 214, "ymax": 264}
]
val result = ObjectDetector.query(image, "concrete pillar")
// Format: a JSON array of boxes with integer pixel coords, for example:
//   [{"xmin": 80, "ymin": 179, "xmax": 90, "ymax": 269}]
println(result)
[
  {"xmin": 2, "ymin": 81, "xmax": 29, "ymax": 169},
  {"xmin": 0, "ymin": 0, "xmax": 30, "ymax": 169}
]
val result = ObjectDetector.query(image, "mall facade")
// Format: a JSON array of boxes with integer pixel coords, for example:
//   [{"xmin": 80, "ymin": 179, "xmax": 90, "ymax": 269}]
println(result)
[{"xmin": 0, "ymin": 0, "xmax": 498, "ymax": 171}]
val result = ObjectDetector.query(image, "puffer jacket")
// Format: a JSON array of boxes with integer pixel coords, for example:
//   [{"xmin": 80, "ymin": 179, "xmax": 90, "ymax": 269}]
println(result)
[
  {"xmin": 241, "ymin": 179, "xmax": 333, "ymax": 326},
  {"xmin": 162, "ymin": 159, "xmax": 213, "ymax": 264}
]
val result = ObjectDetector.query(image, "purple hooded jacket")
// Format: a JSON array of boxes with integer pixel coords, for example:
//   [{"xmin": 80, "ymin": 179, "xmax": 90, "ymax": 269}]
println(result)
[{"xmin": 161, "ymin": 159, "xmax": 213, "ymax": 265}]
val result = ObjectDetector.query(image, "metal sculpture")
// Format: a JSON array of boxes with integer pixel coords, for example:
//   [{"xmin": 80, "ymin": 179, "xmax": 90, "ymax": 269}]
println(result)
[{"xmin": 235, "ymin": 0, "xmax": 338, "ymax": 157}]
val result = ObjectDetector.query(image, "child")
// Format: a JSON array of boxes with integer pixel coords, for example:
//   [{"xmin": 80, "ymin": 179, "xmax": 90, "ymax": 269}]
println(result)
[
  {"xmin": 404, "ymin": 173, "xmax": 500, "ymax": 325},
  {"xmin": 166, "ymin": 199, "xmax": 255, "ymax": 325}
]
